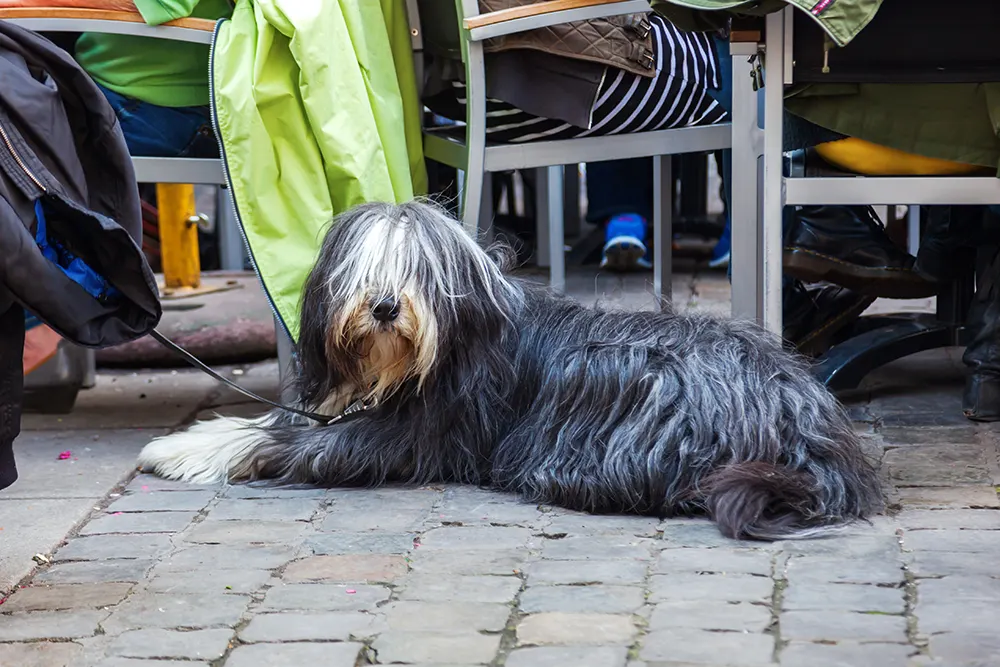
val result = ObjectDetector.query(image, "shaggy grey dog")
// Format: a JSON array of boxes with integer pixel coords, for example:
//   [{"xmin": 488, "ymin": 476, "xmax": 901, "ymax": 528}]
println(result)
[{"xmin": 138, "ymin": 200, "xmax": 884, "ymax": 540}]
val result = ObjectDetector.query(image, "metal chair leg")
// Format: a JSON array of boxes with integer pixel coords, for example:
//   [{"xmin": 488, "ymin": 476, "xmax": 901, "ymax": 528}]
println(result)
[{"xmin": 652, "ymin": 155, "xmax": 673, "ymax": 310}]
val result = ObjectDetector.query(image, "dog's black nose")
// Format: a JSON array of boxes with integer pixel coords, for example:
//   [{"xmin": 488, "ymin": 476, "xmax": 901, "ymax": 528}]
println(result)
[{"xmin": 371, "ymin": 298, "xmax": 400, "ymax": 322}]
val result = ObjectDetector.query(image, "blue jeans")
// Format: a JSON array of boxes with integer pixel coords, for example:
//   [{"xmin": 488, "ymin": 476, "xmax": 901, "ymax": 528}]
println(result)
[
  {"xmin": 98, "ymin": 83, "xmax": 219, "ymax": 159},
  {"xmin": 586, "ymin": 35, "xmax": 733, "ymax": 228}
]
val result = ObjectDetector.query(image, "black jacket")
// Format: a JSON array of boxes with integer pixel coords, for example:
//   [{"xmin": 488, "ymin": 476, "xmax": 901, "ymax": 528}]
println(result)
[{"xmin": 0, "ymin": 21, "xmax": 161, "ymax": 490}]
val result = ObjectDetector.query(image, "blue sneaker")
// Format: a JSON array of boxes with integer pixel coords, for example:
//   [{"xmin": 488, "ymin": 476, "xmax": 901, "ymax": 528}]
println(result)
[
  {"xmin": 708, "ymin": 218, "xmax": 731, "ymax": 269},
  {"xmin": 601, "ymin": 213, "xmax": 651, "ymax": 271}
]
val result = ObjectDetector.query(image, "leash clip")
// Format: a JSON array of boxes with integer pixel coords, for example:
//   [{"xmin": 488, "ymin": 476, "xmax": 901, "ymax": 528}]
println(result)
[{"xmin": 324, "ymin": 396, "xmax": 379, "ymax": 426}]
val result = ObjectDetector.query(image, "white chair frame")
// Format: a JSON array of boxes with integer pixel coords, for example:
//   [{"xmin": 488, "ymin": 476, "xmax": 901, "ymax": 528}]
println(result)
[
  {"xmin": 418, "ymin": 0, "xmax": 733, "ymax": 304},
  {"xmin": 729, "ymin": 8, "xmax": 1000, "ymax": 333}
]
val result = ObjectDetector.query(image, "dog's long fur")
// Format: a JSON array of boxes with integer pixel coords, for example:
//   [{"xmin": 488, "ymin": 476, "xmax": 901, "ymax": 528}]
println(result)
[{"xmin": 138, "ymin": 201, "xmax": 884, "ymax": 540}]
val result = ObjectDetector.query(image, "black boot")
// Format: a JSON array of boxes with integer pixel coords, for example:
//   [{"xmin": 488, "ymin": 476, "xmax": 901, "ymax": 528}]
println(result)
[
  {"xmin": 915, "ymin": 205, "xmax": 1000, "ymax": 283},
  {"xmin": 962, "ymin": 244, "xmax": 1000, "ymax": 421},
  {"xmin": 784, "ymin": 205, "xmax": 936, "ymax": 299},
  {"xmin": 783, "ymin": 278, "xmax": 876, "ymax": 358}
]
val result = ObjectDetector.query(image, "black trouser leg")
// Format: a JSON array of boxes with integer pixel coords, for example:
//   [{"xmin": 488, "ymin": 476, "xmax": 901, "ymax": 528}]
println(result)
[
  {"xmin": 0, "ymin": 303, "xmax": 25, "ymax": 490},
  {"xmin": 963, "ymin": 244, "xmax": 1000, "ymax": 421}
]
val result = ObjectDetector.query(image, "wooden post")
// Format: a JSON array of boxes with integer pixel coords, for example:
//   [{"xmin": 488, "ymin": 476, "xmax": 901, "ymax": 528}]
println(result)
[{"xmin": 156, "ymin": 183, "xmax": 200, "ymax": 289}]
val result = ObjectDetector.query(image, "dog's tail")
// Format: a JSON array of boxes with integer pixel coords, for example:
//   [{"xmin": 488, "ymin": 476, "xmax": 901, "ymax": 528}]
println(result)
[
  {"xmin": 702, "ymin": 456, "xmax": 883, "ymax": 541},
  {"xmin": 137, "ymin": 413, "xmax": 277, "ymax": 485}
]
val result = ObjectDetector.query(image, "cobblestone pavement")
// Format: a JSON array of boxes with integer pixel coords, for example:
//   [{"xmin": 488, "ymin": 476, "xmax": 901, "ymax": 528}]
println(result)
[{"xmin": 2, "ymin": 277, "xmax": 999, "ymax": 666}]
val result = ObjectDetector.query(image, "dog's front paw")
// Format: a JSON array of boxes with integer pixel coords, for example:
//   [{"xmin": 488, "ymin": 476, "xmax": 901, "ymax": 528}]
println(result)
[{"xmin": 137, "ymin": 416, "xmax": 266, "ymax": 485}]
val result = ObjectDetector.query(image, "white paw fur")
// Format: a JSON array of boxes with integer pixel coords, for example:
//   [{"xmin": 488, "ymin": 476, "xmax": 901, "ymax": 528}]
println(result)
[{"xmin": 137, "ymin": 414, "xmax": 273, "ymax": 484}]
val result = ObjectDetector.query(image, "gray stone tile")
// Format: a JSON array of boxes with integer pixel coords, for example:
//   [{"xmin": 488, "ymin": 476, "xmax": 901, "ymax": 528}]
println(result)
[
  {"xmin": 282, "ymin": 555, "xmax": 408, "ymax": 583},
  {"xmin": 0, "ymin": 610, "xmax": 106, "ymax": 641},
  {"xmin": 895, "ymin": 486, "xmax": 1000, "ymax": 509},
  {"xmin": 524, "ymin": 559, "xmax": 648, "ymax": 585},
  {"xmin": 542, "ymin": 535, "xmax": 655, "ymax": 561},
  {"xmin": 520, "ymin": 585, "xmax": 645, "ymax": 614},
  {"xmin": 107, "ymin": 628, "xmax": 232, "ymax": 660},
  {"xmin": 897, "ymin": 509, "xmax": 1000, "ymax": 531},
  {"xmin": 649, "ymin": 573, "xmax": 772, "ymax": 603},
  {"xmin": 780, "ymin": 641, "xmax": 912, "ymax": 667},
  {"xmin": 239, "ymin": 612, "xmax": 382, "ymax": 642},
  {"xmin": 655, "ymin": 548, "xmax": 772, "ymax": 576},
  {"xmin": 507, "ymin": 646, "xmax": 629, "ymax": 667},
  {"xmin": 649, "ymin": 601, "xmax": 772, "ymax": 633},
  {"xmin": 305, "ymin": 532, "xmax": 417, "ymax": 555},
  {"xmin": 100, "ymin": 592, "xmax": 250, "ymax": 632},
  {"xmin": 260, "ymin": 583, "xmax": 390, "ymax": 612},
  {"xmin": 372, "ymin": 632, "xmax": 501, "ymax": 664},
  {"xmin": 407, "ymin": 549, "xmax": 529, "ymax": 576},
  {"xmin": 54, "ymin": 534, "xmax": 173, "ymax": 561},
  {"xmin": 419, "ymin": 526, "xmax": 533, "ymax": 550},
  {"xmin": 927, "ymin": 632, "xmax": 1000, "ymax": 664},
  {"xmin": 432, "ymin": 500, "xmax": 543, "ymax": 528},
  {"xmin": 226, "ymin": 642, "xmax": 365, "ymax": 667},
  {"xmin": 641, "ymin": 629, "xmax": 774, "ymax": 665},
  {"xmin": 659, "ymin": 520, "xmax": 761, "ymax": 549},
  {"xmin": 209, "ymin": 497, "xmax": 322, "ymax": 521},
  {"xmin": 108, "ymin": 490, "xmax": 216, "ymax": 513},
  {"xmin": 517, "ymin": 613, "xmax": 636, "ymax": 646},
  {"xmin": 154, "ymin": 545, "xmax": 298, "ymax": 571},
  {"xmin": 780, "ymin": 611, "xmax": 907, "ymax": 642},
  {"xmin": 0, "ymin": 583, "xmax": 132, "ymax": 613},
  {"xmin": 919, "ymin": 576, "xmax": 1000, "ymax": 602},
  {"xmin": 35, "ymin": 560, "xmax": 154, "ymax": 585},
  {"xmin": 180, "ymin": 520, "xmax": 310, "ymax": 544},
  {"xmin": 904, "ymin": 530, "xmax": 1000, "ymax": 552},
  {"xmin": 397, "ymin": 574, "xmax": 521, "ymax": 603},
  {"xmin": 884, "ymin": 446, "xmax": 993, "ymax": 486},
  {"xmin": 782, "ymin": 583, "xmax": 904, "ymax": 613},
  {"xmin": 906, "ymin": 550, "xmax": 1000, "ymax": 578},
  {"xmin": 126, "ymin": 473, "xmax": 210, "ymax": 493},
  {"xmin": 543, "ymin": 514, "xmax": 662, "ymax": 536},
  {"xmin": 784, "ymin": 556, "xmax": 905, "ymax": 585},
  {"xmin": 383, "ymin": 601, "xmax": 511, "ymax": 633},
  {"xmin": 916, "ymin": 600, "xmax": 1000, "ymax": 635},
  {"xmin": 81, "ymin": 511, "xmax": 197, "ymax": 535},
  {"xmin": 147, "ymin": 569, "xmax": 274, "ymax": 595},
  {"xmin": 504, "ymin": 646, "xmax": 627, "ymax": 667},
  {"xmin": 0, "ymin": 642, "xmax": 84, "ymax": 667}
]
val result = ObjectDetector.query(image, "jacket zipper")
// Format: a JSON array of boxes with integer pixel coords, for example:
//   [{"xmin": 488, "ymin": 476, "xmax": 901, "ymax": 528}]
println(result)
[
  {"xmin": 0, "ymin": 119, "xmax": 46, "ymax": 194},
  {"xmin": 207, "ymin": 19, "xmax": 292, "ymax": 341}
]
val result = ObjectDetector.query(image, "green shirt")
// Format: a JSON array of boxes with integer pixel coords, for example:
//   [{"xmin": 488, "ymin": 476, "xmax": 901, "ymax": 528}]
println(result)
[{"xmin": 75, "ymin": 0, "xmax": 232, "ymax": 108}]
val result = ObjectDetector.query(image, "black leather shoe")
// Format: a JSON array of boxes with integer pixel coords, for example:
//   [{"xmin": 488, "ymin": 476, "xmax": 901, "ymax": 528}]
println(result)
[
  {"xmin": 783, "ymin": 205, "xmax": 936, "ymax": 299},
  {"xmin": 963, "ymin": 244, "xmax": 1000, "ymax": 421},
  {"xmin": 783, "ymin": 280, "xmax": 876, "ymax": 357}
]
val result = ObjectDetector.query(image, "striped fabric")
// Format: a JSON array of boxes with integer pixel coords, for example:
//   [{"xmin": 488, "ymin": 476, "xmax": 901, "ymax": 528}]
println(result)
[{"xmin": 431, "ymin": 15, "xmax": 727, "ymax": 144}]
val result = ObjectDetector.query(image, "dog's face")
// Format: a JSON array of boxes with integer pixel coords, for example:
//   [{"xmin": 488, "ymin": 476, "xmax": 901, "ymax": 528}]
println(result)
[{"xmin": 297, "ymin": 202, "xmax": 521, "ymax": 410}]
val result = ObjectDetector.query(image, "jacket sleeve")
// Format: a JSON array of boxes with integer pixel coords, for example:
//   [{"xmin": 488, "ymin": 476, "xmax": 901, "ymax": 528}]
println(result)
[{"xmin": 133, "ymin": 0, "xmax": 203, "ymax": 25}]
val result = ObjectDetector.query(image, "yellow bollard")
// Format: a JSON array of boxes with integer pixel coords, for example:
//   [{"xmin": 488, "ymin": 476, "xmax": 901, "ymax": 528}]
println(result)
[{"xmin": 156, "ymin": 183, "xmax": 201, "ymax": 290}]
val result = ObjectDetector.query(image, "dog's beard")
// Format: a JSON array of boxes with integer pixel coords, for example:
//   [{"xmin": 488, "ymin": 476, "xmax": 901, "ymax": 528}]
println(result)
[{"xmin": 321, "ymin": 292, "xmax": 434, "ymax": 414}]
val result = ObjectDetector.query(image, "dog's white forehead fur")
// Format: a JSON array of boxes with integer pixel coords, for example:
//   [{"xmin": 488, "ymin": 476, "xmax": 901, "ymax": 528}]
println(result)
[{"xmin": 323, "ymin": 203, "xmax": 516, "ymax": 316}]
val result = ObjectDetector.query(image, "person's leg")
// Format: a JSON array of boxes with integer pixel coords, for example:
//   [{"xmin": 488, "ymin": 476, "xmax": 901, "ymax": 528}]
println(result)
[
  {"xmin": 98, "ymin": 84, "xmax": 219, "ymax": 159},
  {"xmin": 707, "ymin": 33, "xmax": 733, "ymax": 269},
  {"xmin": 0, "ymin": 303, "xmax": 24, "ymax": 491},
  {"xmin": 963, "ymin": 239, "xmax": 1000, "ymax": 421},
  {"xmin": 586, "ymin": 158, "xmax": 654, "ymax": 270}
]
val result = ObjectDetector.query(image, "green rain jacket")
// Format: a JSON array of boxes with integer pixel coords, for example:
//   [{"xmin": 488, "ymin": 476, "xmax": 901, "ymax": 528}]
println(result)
[
  {"xmin": 652, "ymin": 0, "xmax": 882, "ymax": 47},
  {"xmin": 210, "ymin": 0, "xmax": 427, "ymax": 341}
]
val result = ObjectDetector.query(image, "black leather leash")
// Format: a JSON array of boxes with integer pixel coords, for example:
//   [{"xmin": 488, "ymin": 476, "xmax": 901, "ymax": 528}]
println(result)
[{"xmin": 150, "ymin": 329, "xmax": 376, "ymax": 426}]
